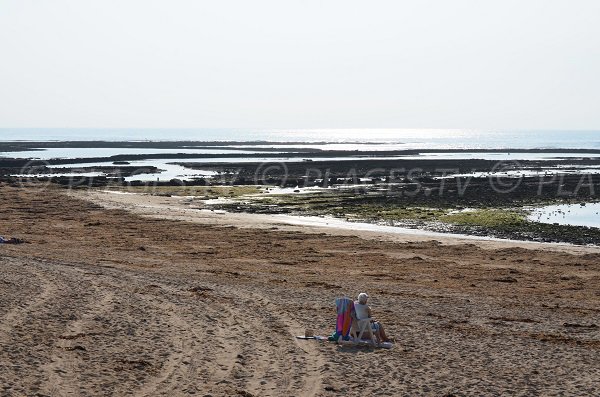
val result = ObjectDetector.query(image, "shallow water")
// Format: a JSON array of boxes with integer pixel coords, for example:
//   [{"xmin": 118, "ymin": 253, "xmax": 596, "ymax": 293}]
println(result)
[
  {"xmin": 528, "ymin": 203, "xmax": 600, "ymax": 228},
  {"xmin": 16, "ymin": 160, "xmax": 600, "ymax": 183},
  {"xmin": 438, "ymin": 167, "xmax": 600, "ymax": 180},
  {"xmin": 3, "ymin": 146, "xmax": 600, "ymax": 162},
  {"xmin": 0, "ymin": 147, "xmax": 261, "ymax": 160},
  {"xmin": 120, "ymin": 162, "xmax": 218, "ymax": 182},
  {"xmin": 12, "ymin": 171, "xmax": 106, "ymax": 179},
  {"xmin": 402, "ymin": 152, "xmax": 600, "ymax": 161},
  {"xmin": 12, "ymin": 159, "xmax": 218, "ymax": 182}
]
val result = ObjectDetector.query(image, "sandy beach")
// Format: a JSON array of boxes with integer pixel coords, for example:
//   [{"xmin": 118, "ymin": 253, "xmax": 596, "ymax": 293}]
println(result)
[{"xmin": 1, "ymin": 184, "xmax": 599, "ymax": 396}]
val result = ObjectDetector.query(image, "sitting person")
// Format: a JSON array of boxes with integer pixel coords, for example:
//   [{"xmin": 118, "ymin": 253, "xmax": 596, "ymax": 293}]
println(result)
[{"xmin": 353, "ymin": 292, "xmax": 390, "ymax": 344}]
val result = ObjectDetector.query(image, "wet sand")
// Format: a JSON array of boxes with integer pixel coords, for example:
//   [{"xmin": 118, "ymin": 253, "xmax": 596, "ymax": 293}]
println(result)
[{"xmin": 1, "ymin": 184, "xmax": 599, "ymax": 396}]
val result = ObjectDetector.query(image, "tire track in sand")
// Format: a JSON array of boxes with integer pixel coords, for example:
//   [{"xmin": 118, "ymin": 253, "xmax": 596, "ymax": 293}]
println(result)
[
  {"xmin": 213, "ymin": 284, "xmax": 325, "ymax": 397},
  {"xmin": 40, "ymin": 281, "xmax": 116, "ymax": 397},
  {"xmin": 130, "ymin": 282, "xmax": 243, "ymax": 396},
  {"xmin": 1, "ymin": 256, "xmax": 324, "ymax": 396},
  {"xmin": 118, "ymin": 274, "xmax": 323, "ymax": 397},
  {"xmin": 0, "ymin": 259, "xmax": 60, "ymax": 339}
]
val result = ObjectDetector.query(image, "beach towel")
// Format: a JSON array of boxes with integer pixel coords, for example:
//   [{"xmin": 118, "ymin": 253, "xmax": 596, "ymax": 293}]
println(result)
[{"xmin": 332, "ymin": 297, "xmax": 355, "ymax": 341}]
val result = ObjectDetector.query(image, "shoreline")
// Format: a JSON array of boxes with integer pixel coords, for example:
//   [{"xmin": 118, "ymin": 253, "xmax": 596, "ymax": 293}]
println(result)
[{"xmin": 75, "ymin": 189, "xmax": 600, "ymax": 255}]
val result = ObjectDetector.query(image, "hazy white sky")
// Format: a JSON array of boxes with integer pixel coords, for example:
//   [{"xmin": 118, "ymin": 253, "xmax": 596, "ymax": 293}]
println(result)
[{"xmin": 1, "ymin": 0, "xmax": 598, "ymax": 129}]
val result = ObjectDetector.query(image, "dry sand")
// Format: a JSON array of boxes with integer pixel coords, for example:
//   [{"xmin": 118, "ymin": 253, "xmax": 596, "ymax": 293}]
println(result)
[{"xmin": 1, "ymin": 184, "xmax": 599, "ymax": 396}]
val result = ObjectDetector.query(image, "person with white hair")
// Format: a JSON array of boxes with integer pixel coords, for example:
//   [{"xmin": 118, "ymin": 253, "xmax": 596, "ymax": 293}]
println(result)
[{"xmin": 353, "ymin": 292, "xmax": 390, "ymax": 343}]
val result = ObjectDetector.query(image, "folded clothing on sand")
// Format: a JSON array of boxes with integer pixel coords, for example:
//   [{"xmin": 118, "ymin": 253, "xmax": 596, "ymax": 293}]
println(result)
[{"xmin": 0, "ymin": 236, "xmax": 23, "ymax": 244}]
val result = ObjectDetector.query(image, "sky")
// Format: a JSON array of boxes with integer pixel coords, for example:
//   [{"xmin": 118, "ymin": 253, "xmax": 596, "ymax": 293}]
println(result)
[{"xmin": 0, "ymin": 0, "xmax": 599, "ymax": 129}]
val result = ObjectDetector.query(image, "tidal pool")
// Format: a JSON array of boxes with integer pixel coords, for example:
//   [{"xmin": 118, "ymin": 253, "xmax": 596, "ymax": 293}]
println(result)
[{"xmin": 528, "ymin": 203, "xmax": 600, "ymax": 228}]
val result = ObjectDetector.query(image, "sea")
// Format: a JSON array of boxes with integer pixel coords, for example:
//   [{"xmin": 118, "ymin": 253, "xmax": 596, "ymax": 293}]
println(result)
[{"xmin": 1, "ymin": 128, "xmax": 600, "ymax": 150}]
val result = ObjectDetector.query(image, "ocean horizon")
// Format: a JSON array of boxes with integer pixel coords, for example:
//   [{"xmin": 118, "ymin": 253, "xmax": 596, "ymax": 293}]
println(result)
[{"xmin": 1, "ymin": 128, "xmax": 600, "ymax": 150}]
